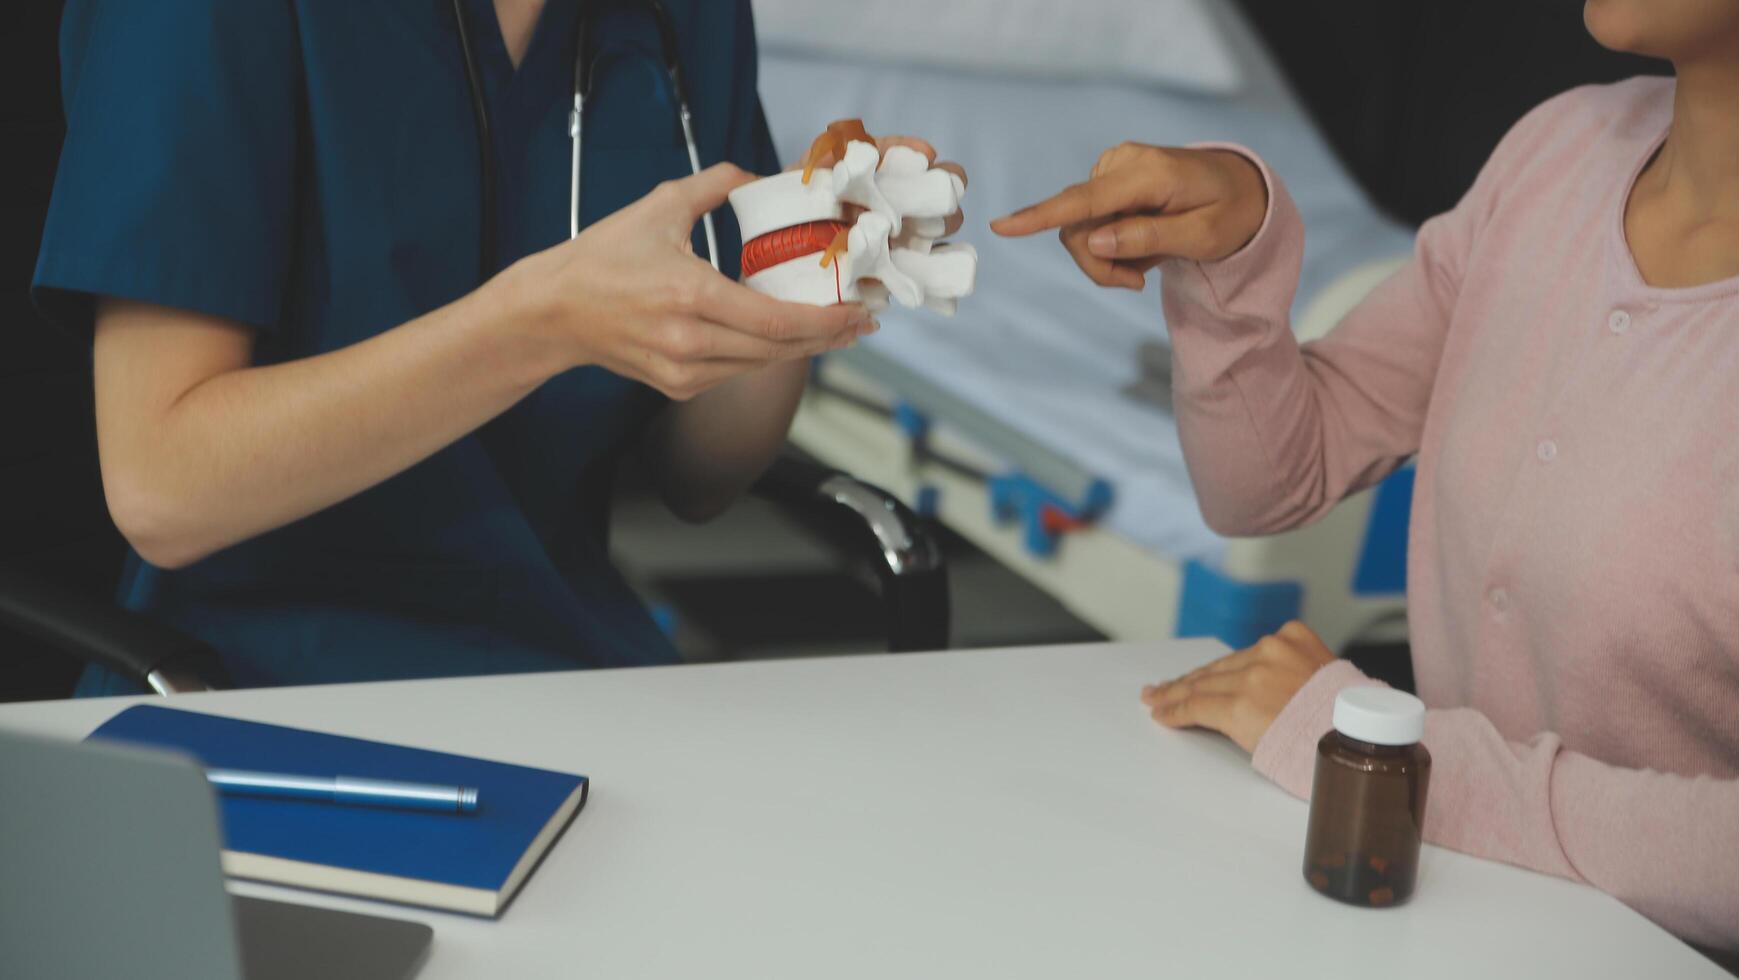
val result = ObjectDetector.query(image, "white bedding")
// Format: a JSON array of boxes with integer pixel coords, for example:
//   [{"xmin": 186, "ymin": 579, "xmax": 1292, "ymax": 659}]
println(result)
[
  {"xmin": 752, "ymin": 0, "xmax": 1243, "ymax": 96},
  {"xmin": 757, "ymin": 7, "xmax": 1415, "ymax": 565}
]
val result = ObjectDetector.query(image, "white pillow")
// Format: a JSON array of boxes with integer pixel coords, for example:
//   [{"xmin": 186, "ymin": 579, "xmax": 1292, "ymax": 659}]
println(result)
[{"xmin": 750, "ymin": 0, "xmax": 1243, "ymax": 95}]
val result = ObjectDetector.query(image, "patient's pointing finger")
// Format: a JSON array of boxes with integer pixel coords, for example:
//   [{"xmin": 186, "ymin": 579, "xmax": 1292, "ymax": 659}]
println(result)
[
  {"xmin": 992, "ymin": 169, "xmax": 1156, "ymax": 238},
  {"xmin": 992, "ymin": 185, "xmax": 1091, "ymax": 237}
]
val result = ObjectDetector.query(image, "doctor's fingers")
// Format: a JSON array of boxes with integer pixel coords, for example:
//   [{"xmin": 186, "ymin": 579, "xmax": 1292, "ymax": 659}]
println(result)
[
  {"xmin": 654, "ymin": 316, "xmax": 859, "ymax": 365},
  {"xmin": 875, "ymin": 135, "xmax": 937, "ymax": 165},
  {"xmin": 941, "ymin": 206, "xmax": 967, "ymax": 239},
  {"xmin": 1059, "ymin": 222, "xmax": 1147, "ymax": 291},
  {"xmin": 690, "ymin": 272, "xmax": 875, "ymax": 345},
  {"xmin": 929, "ymin": 161, "xmax": 968, "ymax": 237},
  {"xmin": 638, "ymin": 356, "xmax": 767, "ymax": 403},
  {"xmin": 653, "ymin": 162, "xmax": 758, "ymax": 226},
  {"xmin": 868, "ymin": 138, "xmax": 970, "ymax": 185},
  {"xmin": 991, "ymin": 166, "xmax": 1174, "ymax": 238},
  {"xmin": 641, "ymin": 329, "xmax": 857, "ymax": 401}
]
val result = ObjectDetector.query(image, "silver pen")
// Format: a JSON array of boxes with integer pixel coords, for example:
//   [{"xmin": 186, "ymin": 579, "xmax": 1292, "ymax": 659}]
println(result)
[{"xmin": 206, "ymin": 768, "xmax": 480, "ymax": 814}]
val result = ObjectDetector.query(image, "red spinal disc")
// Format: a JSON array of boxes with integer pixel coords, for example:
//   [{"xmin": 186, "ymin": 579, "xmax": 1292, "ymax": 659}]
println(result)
[{"xmin": 741, "ymin": 220, "xmax": 850, "ymax": 279}]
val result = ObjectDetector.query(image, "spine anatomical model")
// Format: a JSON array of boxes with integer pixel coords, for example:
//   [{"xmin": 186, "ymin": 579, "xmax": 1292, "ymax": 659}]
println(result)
[{"xmin": 728, "ymin": 119, "xmax": 977, "ymax": 314}]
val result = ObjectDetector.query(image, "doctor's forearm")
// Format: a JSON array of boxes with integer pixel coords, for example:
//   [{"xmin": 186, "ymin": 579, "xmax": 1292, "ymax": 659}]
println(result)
[
  {"xmin": 641, "ymin": 358, "xmax": 811, "ymax": 522},
  {"xmin": 94, "ymin": 284, "xmax": 567, "ymax": 569},
  {"xmin": 95, "ymin": 165, "xmax": 863, "ymax": 568}
]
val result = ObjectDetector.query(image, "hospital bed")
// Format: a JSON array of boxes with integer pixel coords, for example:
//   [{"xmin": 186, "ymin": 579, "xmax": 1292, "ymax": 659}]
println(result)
[{"xmin": 754, "ymin": 1, "xmax": 1417, "ymax": 651}]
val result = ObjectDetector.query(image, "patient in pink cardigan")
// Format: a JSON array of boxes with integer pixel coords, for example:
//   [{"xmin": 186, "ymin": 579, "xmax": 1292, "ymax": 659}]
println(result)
[{"xmin": 993, "ymin": 0, "xmax": 1739, "ymax": 953}]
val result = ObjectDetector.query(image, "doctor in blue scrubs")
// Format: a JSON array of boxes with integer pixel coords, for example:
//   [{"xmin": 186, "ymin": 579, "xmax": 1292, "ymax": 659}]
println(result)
[{"xmin": 32, "ymin": 0, "xmax": 954, "ymax": 694}]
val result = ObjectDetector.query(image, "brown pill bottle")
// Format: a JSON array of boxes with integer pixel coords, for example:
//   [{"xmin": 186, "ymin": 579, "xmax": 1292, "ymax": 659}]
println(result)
[{"xmin": 1302, "ymin": 688, "xmax": 1431, "ymax": 907}]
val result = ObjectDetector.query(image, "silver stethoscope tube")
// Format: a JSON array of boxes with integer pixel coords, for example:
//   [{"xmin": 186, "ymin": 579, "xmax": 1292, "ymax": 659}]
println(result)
[
  {"xmin": 569, "ymin": 94, "xmax": 719, "ymax": 273},
  {"xmin": 570, "ymin": 93, "xmax": 584, "ymax": 241},
  {"xmin": 678, "ymin": 103, "xmax": 721, "ymax": 270}
]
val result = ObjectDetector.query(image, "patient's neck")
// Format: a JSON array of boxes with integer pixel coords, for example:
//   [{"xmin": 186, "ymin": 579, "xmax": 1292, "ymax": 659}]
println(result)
[{"xmin": 1657, "ymin": 54, "xmax": 1739, "ymax": 217}]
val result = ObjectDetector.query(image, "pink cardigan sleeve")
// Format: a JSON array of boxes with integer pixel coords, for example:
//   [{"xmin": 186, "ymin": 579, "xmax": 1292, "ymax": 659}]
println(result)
[
  {"xmin": 1256, "ymin": 663, "xmax": 1739, "ymax": 950},
  {"xmin": 1159, "ymin": 144, "xmax": 1480, "ymax": 536},
  {"xmin": 1161, "ymin": 140, "xmax": 1739, "ymax": 949}
]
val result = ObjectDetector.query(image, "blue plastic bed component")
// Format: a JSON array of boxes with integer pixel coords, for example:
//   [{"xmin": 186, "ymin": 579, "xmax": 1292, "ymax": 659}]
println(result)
[
  {"xmin": 893, "ymin": 401, "xmax": 932, "ymax": 442},
  {"xmin": 989, "ymin": 472, "xmax": 1115, "ymax": 557},
  {"xmin": 914, "ymin": 484, "xmax": 942, "ymax": 519},
  {"xmin": 1352, "ymin": 469, "xmax": 1415, "ymax": 596},
  {"xmin": 1174, "ymin": 560, "xmax": 1305, "ymax": 649}
]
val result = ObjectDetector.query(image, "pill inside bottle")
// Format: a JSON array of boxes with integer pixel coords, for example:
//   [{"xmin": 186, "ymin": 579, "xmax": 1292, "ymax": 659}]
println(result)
[{"xmin": 1302, "ymin": 687, "xmax": 1432, "ymax": 907}]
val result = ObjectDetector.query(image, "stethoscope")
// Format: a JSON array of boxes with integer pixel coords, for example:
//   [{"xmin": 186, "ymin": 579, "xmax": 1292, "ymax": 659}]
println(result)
[{"xmin": 449, "ymin": 0, "xmax": 719, "ymax": 281}]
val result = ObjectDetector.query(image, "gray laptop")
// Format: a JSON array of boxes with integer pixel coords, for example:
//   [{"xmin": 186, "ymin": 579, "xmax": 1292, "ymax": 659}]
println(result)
[{"xmin": 0, "ymin": 727, "xmax": 432, "ymax": 980}]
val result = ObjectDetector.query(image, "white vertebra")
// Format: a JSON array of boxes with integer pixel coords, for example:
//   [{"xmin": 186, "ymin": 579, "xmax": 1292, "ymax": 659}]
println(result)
[{"xmin": 730, "ymin": 136, "xmax": 977, "ymax": 316}]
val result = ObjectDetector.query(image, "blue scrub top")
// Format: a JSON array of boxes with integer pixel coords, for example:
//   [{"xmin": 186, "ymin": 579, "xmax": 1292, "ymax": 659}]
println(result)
[{"xmin": 33, "ymin": 0, "xmax": 782, "ymax": 693}]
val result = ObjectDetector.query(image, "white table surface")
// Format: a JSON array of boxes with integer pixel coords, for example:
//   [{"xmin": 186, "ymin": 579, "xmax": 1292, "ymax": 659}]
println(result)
[{"xmin": 0, "ymin": 641, "xmax": 1719, "ymax": 979}]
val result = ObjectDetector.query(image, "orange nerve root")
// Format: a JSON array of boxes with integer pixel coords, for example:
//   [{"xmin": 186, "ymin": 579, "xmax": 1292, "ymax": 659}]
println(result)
[
  {"xmin": 800, "ymin": 118, "xmax": 875, "ymax": 185},
  {"xmin": 819, "ymin": 228, "xmax": 851, "ymax": 270}
]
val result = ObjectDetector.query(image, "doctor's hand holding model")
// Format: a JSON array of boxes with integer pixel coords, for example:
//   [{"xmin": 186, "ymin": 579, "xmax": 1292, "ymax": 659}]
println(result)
[
  {"xmin": 995, "ymin": 0, "xmax": 1739, "ymax": 953},
  {"xmin": 32, "ymin": 0, "xmax": 956, "ymax": 693}
]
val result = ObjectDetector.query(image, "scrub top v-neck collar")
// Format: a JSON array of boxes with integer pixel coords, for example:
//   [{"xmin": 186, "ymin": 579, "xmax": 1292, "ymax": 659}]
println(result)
[
  {"xmin": 461, "ymin": 0, "xmax": 583, "ymax": 275},
  {"xmin": 460, "ymin": 0, "xmax": 579, "ymax": 86}
]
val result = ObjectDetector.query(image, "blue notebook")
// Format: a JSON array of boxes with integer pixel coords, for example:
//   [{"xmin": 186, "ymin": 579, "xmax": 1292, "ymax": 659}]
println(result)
[{"xmin": 87, "ymin": 704, "xmax": 587, "ymax": 917}]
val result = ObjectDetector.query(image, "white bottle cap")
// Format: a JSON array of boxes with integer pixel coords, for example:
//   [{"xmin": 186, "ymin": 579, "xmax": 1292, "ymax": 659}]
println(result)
[{"xmin": 1332, "ymin": 688, "xmax": 1426, "ymax": 746}]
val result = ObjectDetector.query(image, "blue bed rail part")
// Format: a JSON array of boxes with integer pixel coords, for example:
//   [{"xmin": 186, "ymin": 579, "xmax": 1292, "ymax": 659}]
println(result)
[
  {"xmin": 989, "ymin": 471, "xmax": 1115, "ymax": 558},
  {"xmin": 1175, "ymin": 468, "xmax": 1413, "ymax": 648},
  {"xmin": 880, "ymin": 393, "xmax": 1117, "ymax": 557},
  {"xmin": 1352, "ymin": 468, "xmax": 1413, "ymax": 596},
  {"xmin": 1174, "ymin": 560, "xmax": 1304, "ymax": 649}
]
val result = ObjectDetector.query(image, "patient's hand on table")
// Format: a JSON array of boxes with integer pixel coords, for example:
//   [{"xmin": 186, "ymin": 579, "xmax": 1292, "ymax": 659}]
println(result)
[
  {"xmin": 991, "ymin": 143, "xmax": 1266, "ymax": 290},
  {"xmin": 1140, "ymin": 621, "xmax": 1335, "ymax": 754}
]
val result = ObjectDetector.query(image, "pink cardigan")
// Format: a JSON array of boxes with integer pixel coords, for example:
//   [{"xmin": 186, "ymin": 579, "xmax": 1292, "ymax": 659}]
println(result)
[{"xmin": 1161, "ymin": 77, "xmax": 1739, "ymax": 948}]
